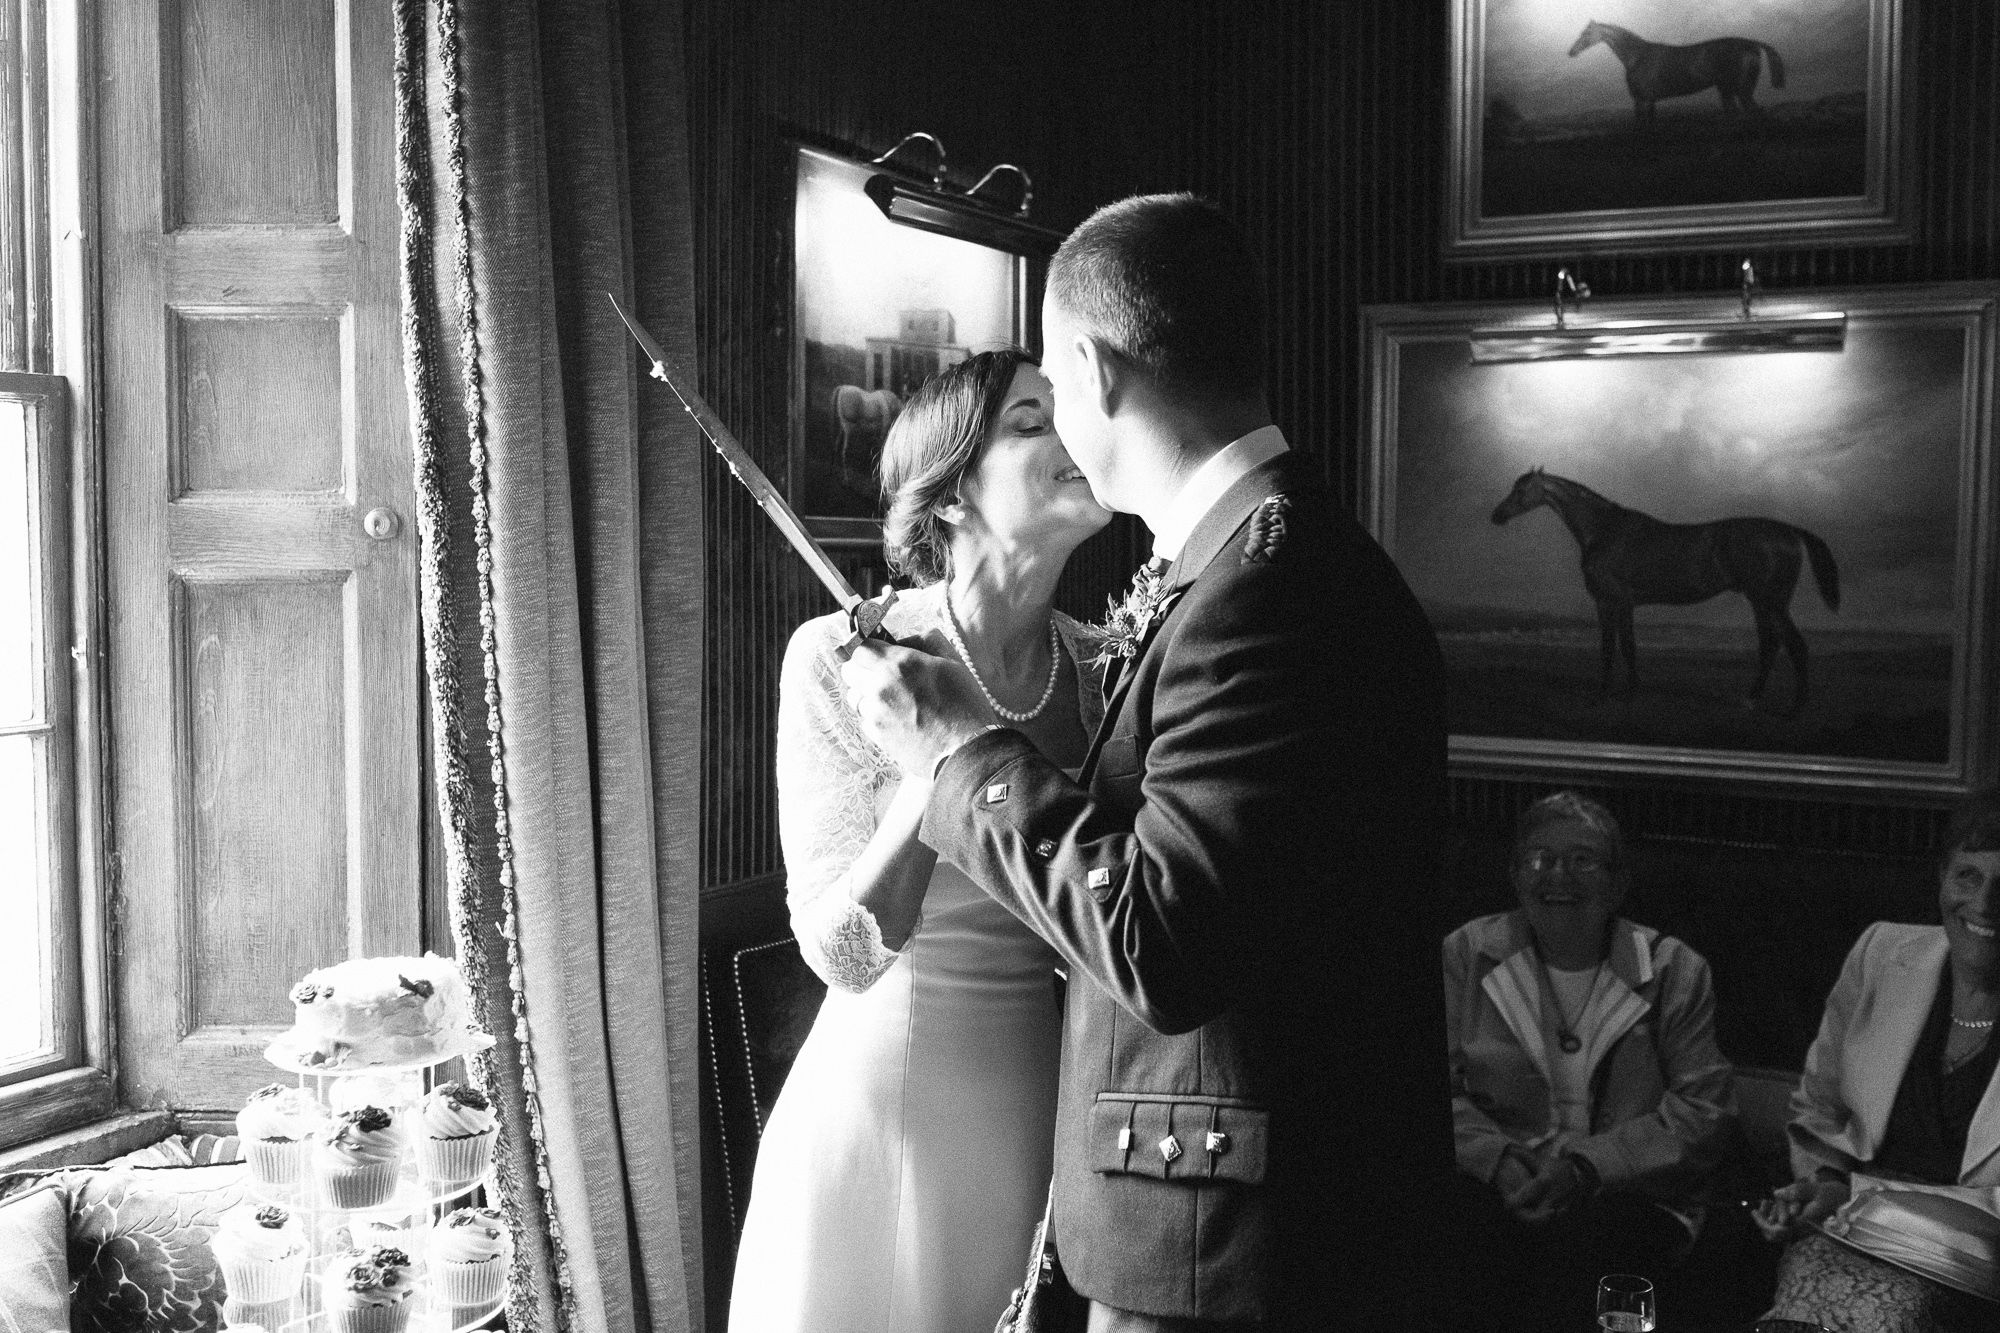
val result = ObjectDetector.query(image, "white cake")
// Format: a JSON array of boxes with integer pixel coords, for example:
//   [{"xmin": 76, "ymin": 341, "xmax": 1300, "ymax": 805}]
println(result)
[{"xmin": 273, "ymin": 953, "xmax": 489, "ymax": 1070}]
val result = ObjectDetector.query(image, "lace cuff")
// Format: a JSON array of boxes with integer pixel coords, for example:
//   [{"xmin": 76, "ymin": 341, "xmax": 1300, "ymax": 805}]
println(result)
[{"xmin": 796, "ymin": 888, "xmax": 919, "ymax": 993}]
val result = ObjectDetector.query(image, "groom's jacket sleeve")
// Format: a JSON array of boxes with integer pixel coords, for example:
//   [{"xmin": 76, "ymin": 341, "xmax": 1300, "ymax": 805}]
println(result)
[{"xmin": 921, "ymin": 527, "xmax": 1413, "ymax": 1036}]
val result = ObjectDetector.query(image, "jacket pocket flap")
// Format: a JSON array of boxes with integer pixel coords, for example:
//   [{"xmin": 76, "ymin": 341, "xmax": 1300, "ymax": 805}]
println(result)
[
  {"xmin": 1089, "ymin": 1097, "xmax": 1268, "ymax": 1185},
  {"xmin": 1095, "ymin": 735, "xmax": 1139, "ymax": 777}
]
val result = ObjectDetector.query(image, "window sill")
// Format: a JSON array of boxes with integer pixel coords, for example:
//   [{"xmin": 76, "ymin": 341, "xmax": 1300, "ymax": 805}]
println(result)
[
  {"xmin": 0, "ymin": 1065, "xmax": 116, "ymax": 1152},
  {"xmin": 0, "ymin": 1108, "xmax": 176, "ymax": 1174}
]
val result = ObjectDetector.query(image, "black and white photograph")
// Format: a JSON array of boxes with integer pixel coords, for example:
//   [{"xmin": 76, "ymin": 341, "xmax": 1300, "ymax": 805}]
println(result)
[
  {"xmin": 1447, "ymin": 0, "xmax": 1907, "ymax": 256},
  {"xmin": 9, "ymin": 4, "xmax": 2000, "ymax": 1333}
]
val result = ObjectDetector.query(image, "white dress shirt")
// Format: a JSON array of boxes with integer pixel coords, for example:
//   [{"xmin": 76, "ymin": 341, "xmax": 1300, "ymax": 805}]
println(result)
[{"xmin": 1149, "ymin": 424, "xmax": 1290, "ymax": 563}]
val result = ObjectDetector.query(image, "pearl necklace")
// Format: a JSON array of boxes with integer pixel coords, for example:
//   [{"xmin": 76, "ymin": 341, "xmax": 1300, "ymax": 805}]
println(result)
[
  {"xmin": 1952, "ymin": 1016, "xmax": 1997, "ymax": 1029},
  {"xmin": 942, "ymin": 587, "xmax": 1060, "ymax": 723}
]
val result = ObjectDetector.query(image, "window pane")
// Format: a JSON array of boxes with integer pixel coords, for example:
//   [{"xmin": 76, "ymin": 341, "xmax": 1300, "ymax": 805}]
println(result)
[
  {"xmin": 0, "ymin": 733, "xmax": 51, "ymax": 1068},
  {"xmin": 0, "ymin": 398, "xmax": 34, "ymax": 725}
]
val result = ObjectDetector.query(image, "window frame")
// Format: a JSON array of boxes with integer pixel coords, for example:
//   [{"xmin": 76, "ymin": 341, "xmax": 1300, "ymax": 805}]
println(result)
[{"xmin": 0, "ymin": 0, "xmax": 111, "ymax": 1154}]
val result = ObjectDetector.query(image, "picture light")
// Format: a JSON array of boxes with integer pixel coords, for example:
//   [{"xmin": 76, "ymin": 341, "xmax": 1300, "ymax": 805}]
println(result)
[
  {"xmin": 1469, "ymin": 260, "xmax": 1847, "ymax": 363},
  {"xmin": 863, "ymin": 132, "xmax": 1066, "ymax": 260}
]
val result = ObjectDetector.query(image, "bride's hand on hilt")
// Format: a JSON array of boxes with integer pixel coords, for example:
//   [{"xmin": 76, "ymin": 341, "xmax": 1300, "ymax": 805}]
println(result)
[{"xmin": 840, "ymin": 639, "xmax": 993, "ymax": 781}]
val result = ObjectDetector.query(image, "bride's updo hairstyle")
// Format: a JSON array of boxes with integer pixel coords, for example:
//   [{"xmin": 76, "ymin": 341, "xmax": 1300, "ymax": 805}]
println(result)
[{"xmin": 879, "ymin": 348, "xmax": 1036, "ymax": 586}]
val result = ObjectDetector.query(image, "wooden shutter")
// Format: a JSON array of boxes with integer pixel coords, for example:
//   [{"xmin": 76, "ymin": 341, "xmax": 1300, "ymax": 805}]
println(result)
[{"xmin": 99, "ymin": 0, "xmax": 416, "ymax": 1110}]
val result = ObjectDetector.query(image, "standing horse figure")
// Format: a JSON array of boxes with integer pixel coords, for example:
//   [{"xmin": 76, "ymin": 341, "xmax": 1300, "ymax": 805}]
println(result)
[
  {"xmin": 1568, "ymin": 20, "xmax": 1786, "ymax": 121},
  {"xmin": 1491, "ymin": 468, "xmax": 1839, "ymax": 715}
]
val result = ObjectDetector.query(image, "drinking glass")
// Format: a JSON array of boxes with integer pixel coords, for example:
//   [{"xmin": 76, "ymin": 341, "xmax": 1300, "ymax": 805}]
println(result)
[{"xmin": 1596, "ymin": 1274, "xmax": 1656, "ymax": 1332}]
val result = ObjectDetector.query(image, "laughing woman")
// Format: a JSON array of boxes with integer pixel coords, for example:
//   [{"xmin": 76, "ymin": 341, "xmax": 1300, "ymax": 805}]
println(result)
[
  {"xmin": 728, "ymin": 350, "xmax": 1111, "ymax": 1332},
  {"xmin": 1755, "ymin": 789, "xmax": 2000, "ymax": 1333},
  {"xmin": 1445, "ymin": 791, "xmax": 1737, "ymax": 1333}
]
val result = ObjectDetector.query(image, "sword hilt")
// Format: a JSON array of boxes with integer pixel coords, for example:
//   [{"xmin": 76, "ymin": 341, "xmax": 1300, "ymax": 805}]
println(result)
[{"xmin": 836, "ymin": 585, "xmax": 899, "ymax": 660}]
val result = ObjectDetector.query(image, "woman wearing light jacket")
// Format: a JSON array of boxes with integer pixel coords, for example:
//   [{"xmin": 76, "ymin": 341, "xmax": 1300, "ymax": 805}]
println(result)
[
  {"xmin": 1754, "ymin": 788, "xmax": 2000, "ymax": 1333},
  {"xmin": 1445, "ymin": 791, "xmax": 1736, "ymax": 1332}
]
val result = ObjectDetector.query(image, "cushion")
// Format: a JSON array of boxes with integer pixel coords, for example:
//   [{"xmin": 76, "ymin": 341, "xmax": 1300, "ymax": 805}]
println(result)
[
  {"xmin": 0, "ymin": 1181, "xmax": 71, "ymax": 1333},
  {"xmin": 62, "ymin": 1162, "xmax": 249, "ymax": 1333}
]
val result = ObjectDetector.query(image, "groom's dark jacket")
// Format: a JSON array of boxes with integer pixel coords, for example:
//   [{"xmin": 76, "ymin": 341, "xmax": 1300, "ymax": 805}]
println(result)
[{"xmin": 924, "ymin": 452, "xmax": 1454, "ymax": 1327}]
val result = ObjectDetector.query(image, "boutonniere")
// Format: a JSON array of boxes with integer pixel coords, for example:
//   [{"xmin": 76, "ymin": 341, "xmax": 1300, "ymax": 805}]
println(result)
[{"xmin": 1085, "ymin": 562, "xmax": 1169, "ymax": 670}]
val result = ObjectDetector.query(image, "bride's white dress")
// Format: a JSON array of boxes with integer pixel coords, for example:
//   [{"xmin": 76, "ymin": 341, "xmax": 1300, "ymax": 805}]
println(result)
[{"xmin": 728, "ymin": 584, "xmax": 1103, "ymax": 1333}]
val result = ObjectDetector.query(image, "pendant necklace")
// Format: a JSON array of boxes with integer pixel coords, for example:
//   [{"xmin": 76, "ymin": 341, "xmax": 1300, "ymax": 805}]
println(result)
[{"xmin": 1538, "ymin": 954, "xmax": 1602, "ymax": 1056}]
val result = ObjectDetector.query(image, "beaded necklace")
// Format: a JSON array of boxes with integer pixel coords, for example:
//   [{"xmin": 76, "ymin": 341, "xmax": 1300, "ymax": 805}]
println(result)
[{"xmin": 942, "ymin": 586, "xmax": 1060, "ymax": 723}]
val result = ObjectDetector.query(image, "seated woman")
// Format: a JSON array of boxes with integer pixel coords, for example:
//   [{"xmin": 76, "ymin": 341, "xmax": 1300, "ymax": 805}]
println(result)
[
  {"xmin": 1755, "ymin": 788, "xmax": 2000, "ymax": 1333},
  {"xmin": 1445, "ymin": 790, "xmax": 1736, "ymax": 1332}
]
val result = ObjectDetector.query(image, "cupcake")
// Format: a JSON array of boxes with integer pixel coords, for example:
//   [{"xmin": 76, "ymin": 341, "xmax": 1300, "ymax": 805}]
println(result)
[
  {"xmin": 430, "ymin": 1207, "xmax": 510, "ymax": 1310},
  {"xmin": 321, "ymin": 1246, "xmax": 417, "ymax": 1333},
  {"xmin": 337, "ymin": 1215, "xmax": 425, "ymax": 1267},
  {"xmin": 316, "ymin": 1105, "xmax": 409, "ymax": 1209},
  {"xmin": 416, "ymin": 1082, "xmax": 497, "ymax": 1185},
  {"xmin": 210, "ymin": 1203, "xmax": 308, "ymax": 1305},
  {"xmin": 236, "ymin": 1085, "xmax": 325, "ymax": 1190}
]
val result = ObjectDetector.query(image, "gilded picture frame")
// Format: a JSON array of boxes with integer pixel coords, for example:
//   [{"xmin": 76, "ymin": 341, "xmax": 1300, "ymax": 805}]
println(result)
[
  {"xmin": 1445, "ymin": 0, "xmax": 1908, "ymax": 259},
  {"xmin": 1361, "ymin": 284, "xmax": 1998, "ymax": 798},
  {"xmin": 788, "ymin": 144, "xmax": 1032, "ymax": 545}
]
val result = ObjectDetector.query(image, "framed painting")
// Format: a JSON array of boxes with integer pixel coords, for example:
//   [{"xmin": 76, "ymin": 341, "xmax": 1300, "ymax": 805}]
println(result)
[
  {"xmin": 790, "ymin": 145, "xmax": 1031, "ymax": 544},
  {"xmin": 1362, "ymin": 285, "xmax": 1999, "ymax": 798},
  {"xmin": 1445, "ymin": 0, "xmax": 1907, "ymax": 259}
]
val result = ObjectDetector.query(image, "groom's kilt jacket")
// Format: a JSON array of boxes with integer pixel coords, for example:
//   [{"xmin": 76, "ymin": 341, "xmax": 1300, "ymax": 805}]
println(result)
[{"xmin": 924, "ymin": 454, "xmax": 1454, "ymax": 1326}]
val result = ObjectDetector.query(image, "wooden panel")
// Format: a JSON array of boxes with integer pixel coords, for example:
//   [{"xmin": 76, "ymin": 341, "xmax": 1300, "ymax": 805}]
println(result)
[
  {"xmin": 174, "ymin": 310, "xmax": 344, "ymax": 495},
  {"xmin": 181, "ymin": 575, "xmax": 348, "ymax": 1029},
  {"xmin": 103, "ymin": 0, "xmax": 416, "ymax": 1110},
  {"xmin": 170, "ymin": 0, "xmax": 339, "ymax": 227}
]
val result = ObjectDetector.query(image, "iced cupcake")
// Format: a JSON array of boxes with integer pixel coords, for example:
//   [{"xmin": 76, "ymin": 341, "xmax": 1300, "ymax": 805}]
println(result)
[
  {"xmin": 416, "ymin": 1082, "xmax": 496, "ymax": 1185},
  {"xmin": 337, "ymin": 1215, "xmax": 425, "ymax": 1267},
  {"xmin": 211, "ymin": 1203, "xmax": 308, "ymax": 1305},
  {"xmin": 321, "ymin": 1246, "xmax": 417, "ymax": 1333},
  {"xmin": 236, "ymin": 1084, "xmax": 325, "ymax": 1190},
  {"xmin": 316, "ymin": 1105, "xmax": 409, "ymax": 1209},
  {"xmin": 429, "ymin": 1207, "xmax": 510, "ymax": 1310}
]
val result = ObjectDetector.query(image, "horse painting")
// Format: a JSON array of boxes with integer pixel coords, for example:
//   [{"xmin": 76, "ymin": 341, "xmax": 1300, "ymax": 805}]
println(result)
[
  {"xmin": 1491, "ymin": 469, "xmax": 1839, "ymax": 715},
  {"xmin": 830, "ymin": 384, "xmax": 902, "ymax": 481},
  {"xmin": 1568, "ymin": 20, "xmax": 1786, "ymax": 121}
]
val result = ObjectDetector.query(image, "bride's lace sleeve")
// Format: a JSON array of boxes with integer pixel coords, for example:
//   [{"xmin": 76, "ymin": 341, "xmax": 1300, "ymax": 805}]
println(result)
[{"xmin": 775, "ymin": 616, "xmax": 909, "ymax": 992}]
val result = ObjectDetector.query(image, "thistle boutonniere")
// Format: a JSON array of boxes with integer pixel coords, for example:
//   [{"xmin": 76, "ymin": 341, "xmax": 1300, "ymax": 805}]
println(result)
[{"xmin": 1085, "ymin": 562, "xmax": 1169, "ymax": 670}]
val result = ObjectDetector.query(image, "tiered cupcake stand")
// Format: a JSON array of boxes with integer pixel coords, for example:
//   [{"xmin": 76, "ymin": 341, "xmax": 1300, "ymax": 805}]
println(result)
[{"xmin": 225, "ymin": 1044, "xmax": 505, "ymax": 1333}]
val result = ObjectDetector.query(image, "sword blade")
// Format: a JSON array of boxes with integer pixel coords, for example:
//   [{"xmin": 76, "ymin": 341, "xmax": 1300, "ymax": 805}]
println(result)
[{"xmin": 608, "ymin": 292, "xmax": 863, "ymax": 615}]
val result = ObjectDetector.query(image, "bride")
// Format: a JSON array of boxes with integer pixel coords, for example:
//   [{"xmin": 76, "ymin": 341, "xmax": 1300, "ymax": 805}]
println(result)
[{"xmin": 728, "ymin": 349, "xmax": 1112, "ymax": 1332}]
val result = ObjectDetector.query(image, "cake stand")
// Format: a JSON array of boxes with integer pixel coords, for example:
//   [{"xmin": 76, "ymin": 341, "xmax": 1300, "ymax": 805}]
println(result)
[{"xmin": 223, "ymin": 1046, "xmax": 507, "ymax": 1333}]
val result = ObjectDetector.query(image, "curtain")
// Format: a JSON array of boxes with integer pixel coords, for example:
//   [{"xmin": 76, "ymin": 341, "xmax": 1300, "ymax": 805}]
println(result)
[{"xmin": 394, "ymin": 1, "xmax": 706, "ymax": 1330}]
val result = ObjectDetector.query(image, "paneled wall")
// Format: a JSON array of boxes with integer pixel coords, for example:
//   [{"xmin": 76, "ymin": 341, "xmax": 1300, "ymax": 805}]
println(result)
[{"xmin": 684, "ymin": 2, "xmax": 1998, "ymax": 929}]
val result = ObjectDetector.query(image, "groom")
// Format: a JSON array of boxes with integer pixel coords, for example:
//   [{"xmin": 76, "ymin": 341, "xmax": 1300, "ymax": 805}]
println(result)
[{"xmin": 842, "ymin": 194, "xmax": 1452, "ymax": 1330}]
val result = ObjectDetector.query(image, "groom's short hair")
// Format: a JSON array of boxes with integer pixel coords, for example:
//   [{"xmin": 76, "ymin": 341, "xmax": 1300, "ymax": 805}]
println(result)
[{"xmin": 1046, "ymin": 193, "xmax": 1266, "ymax": 403}]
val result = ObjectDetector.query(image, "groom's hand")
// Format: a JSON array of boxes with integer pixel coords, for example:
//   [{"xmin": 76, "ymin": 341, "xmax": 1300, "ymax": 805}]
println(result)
[{"xmin": 840, "ymin": 641, "xmax": 993, "ymax": 779}]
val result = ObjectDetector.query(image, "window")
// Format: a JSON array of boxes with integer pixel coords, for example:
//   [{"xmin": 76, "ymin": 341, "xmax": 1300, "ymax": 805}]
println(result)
[
  {"xmin": 0, "ymin": 375, "xmax": 74, "ymax": 1077},
  {"xmin": 0, "ymin": 0, "xmax": 109, "ymax": 1152}
]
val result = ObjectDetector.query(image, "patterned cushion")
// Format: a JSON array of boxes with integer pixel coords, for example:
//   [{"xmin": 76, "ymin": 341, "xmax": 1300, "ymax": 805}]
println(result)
[
  {"xmin": 61, "ymin": 1162, "xmax": 250, "ymax": 1333},
  {"xmin": 1769, "ymin": 1231, "xmax": 1992, "ymax": 1333},
  {"xmin": 0, "ymin": 1180, "xmax": 71, "ymax": 1332}
]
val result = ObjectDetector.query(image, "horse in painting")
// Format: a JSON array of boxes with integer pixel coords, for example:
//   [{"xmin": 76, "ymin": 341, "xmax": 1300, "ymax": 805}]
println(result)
[
  {"xmin": 1568, "ymin": 20, "xmax": 1786, "ymax": 121},
  {"xmin": 1491, "ymin": 468, "xmax": 1839, "ymax": 715},
  {"xmin": 831, "ymin": 383, "xmax": 902, "ymax": 477}
]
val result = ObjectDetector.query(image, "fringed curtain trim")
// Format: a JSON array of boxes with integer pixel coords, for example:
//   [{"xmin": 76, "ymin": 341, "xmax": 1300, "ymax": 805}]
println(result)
[{"xmin": 392, "ymin": 0, "xmax": 575, "ymax": 1328}]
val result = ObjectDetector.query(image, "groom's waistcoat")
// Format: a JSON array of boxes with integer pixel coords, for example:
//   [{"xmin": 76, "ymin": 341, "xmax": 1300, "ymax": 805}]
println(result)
[{"xmin": 924, "ymin": 454, "xmax": 1454, "ymax": 1326}]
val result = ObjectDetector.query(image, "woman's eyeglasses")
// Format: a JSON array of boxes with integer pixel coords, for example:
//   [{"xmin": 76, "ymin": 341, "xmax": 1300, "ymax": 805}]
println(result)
[{"xmin": 1515, "ymin": 848, "xmax": 1611, "ymax": 877}]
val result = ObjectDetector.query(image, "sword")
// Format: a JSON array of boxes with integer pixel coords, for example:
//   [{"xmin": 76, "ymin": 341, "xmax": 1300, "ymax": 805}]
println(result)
[{"xmin": 608, "ymin": 293, "xmax": 897, "ymax": 648}]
